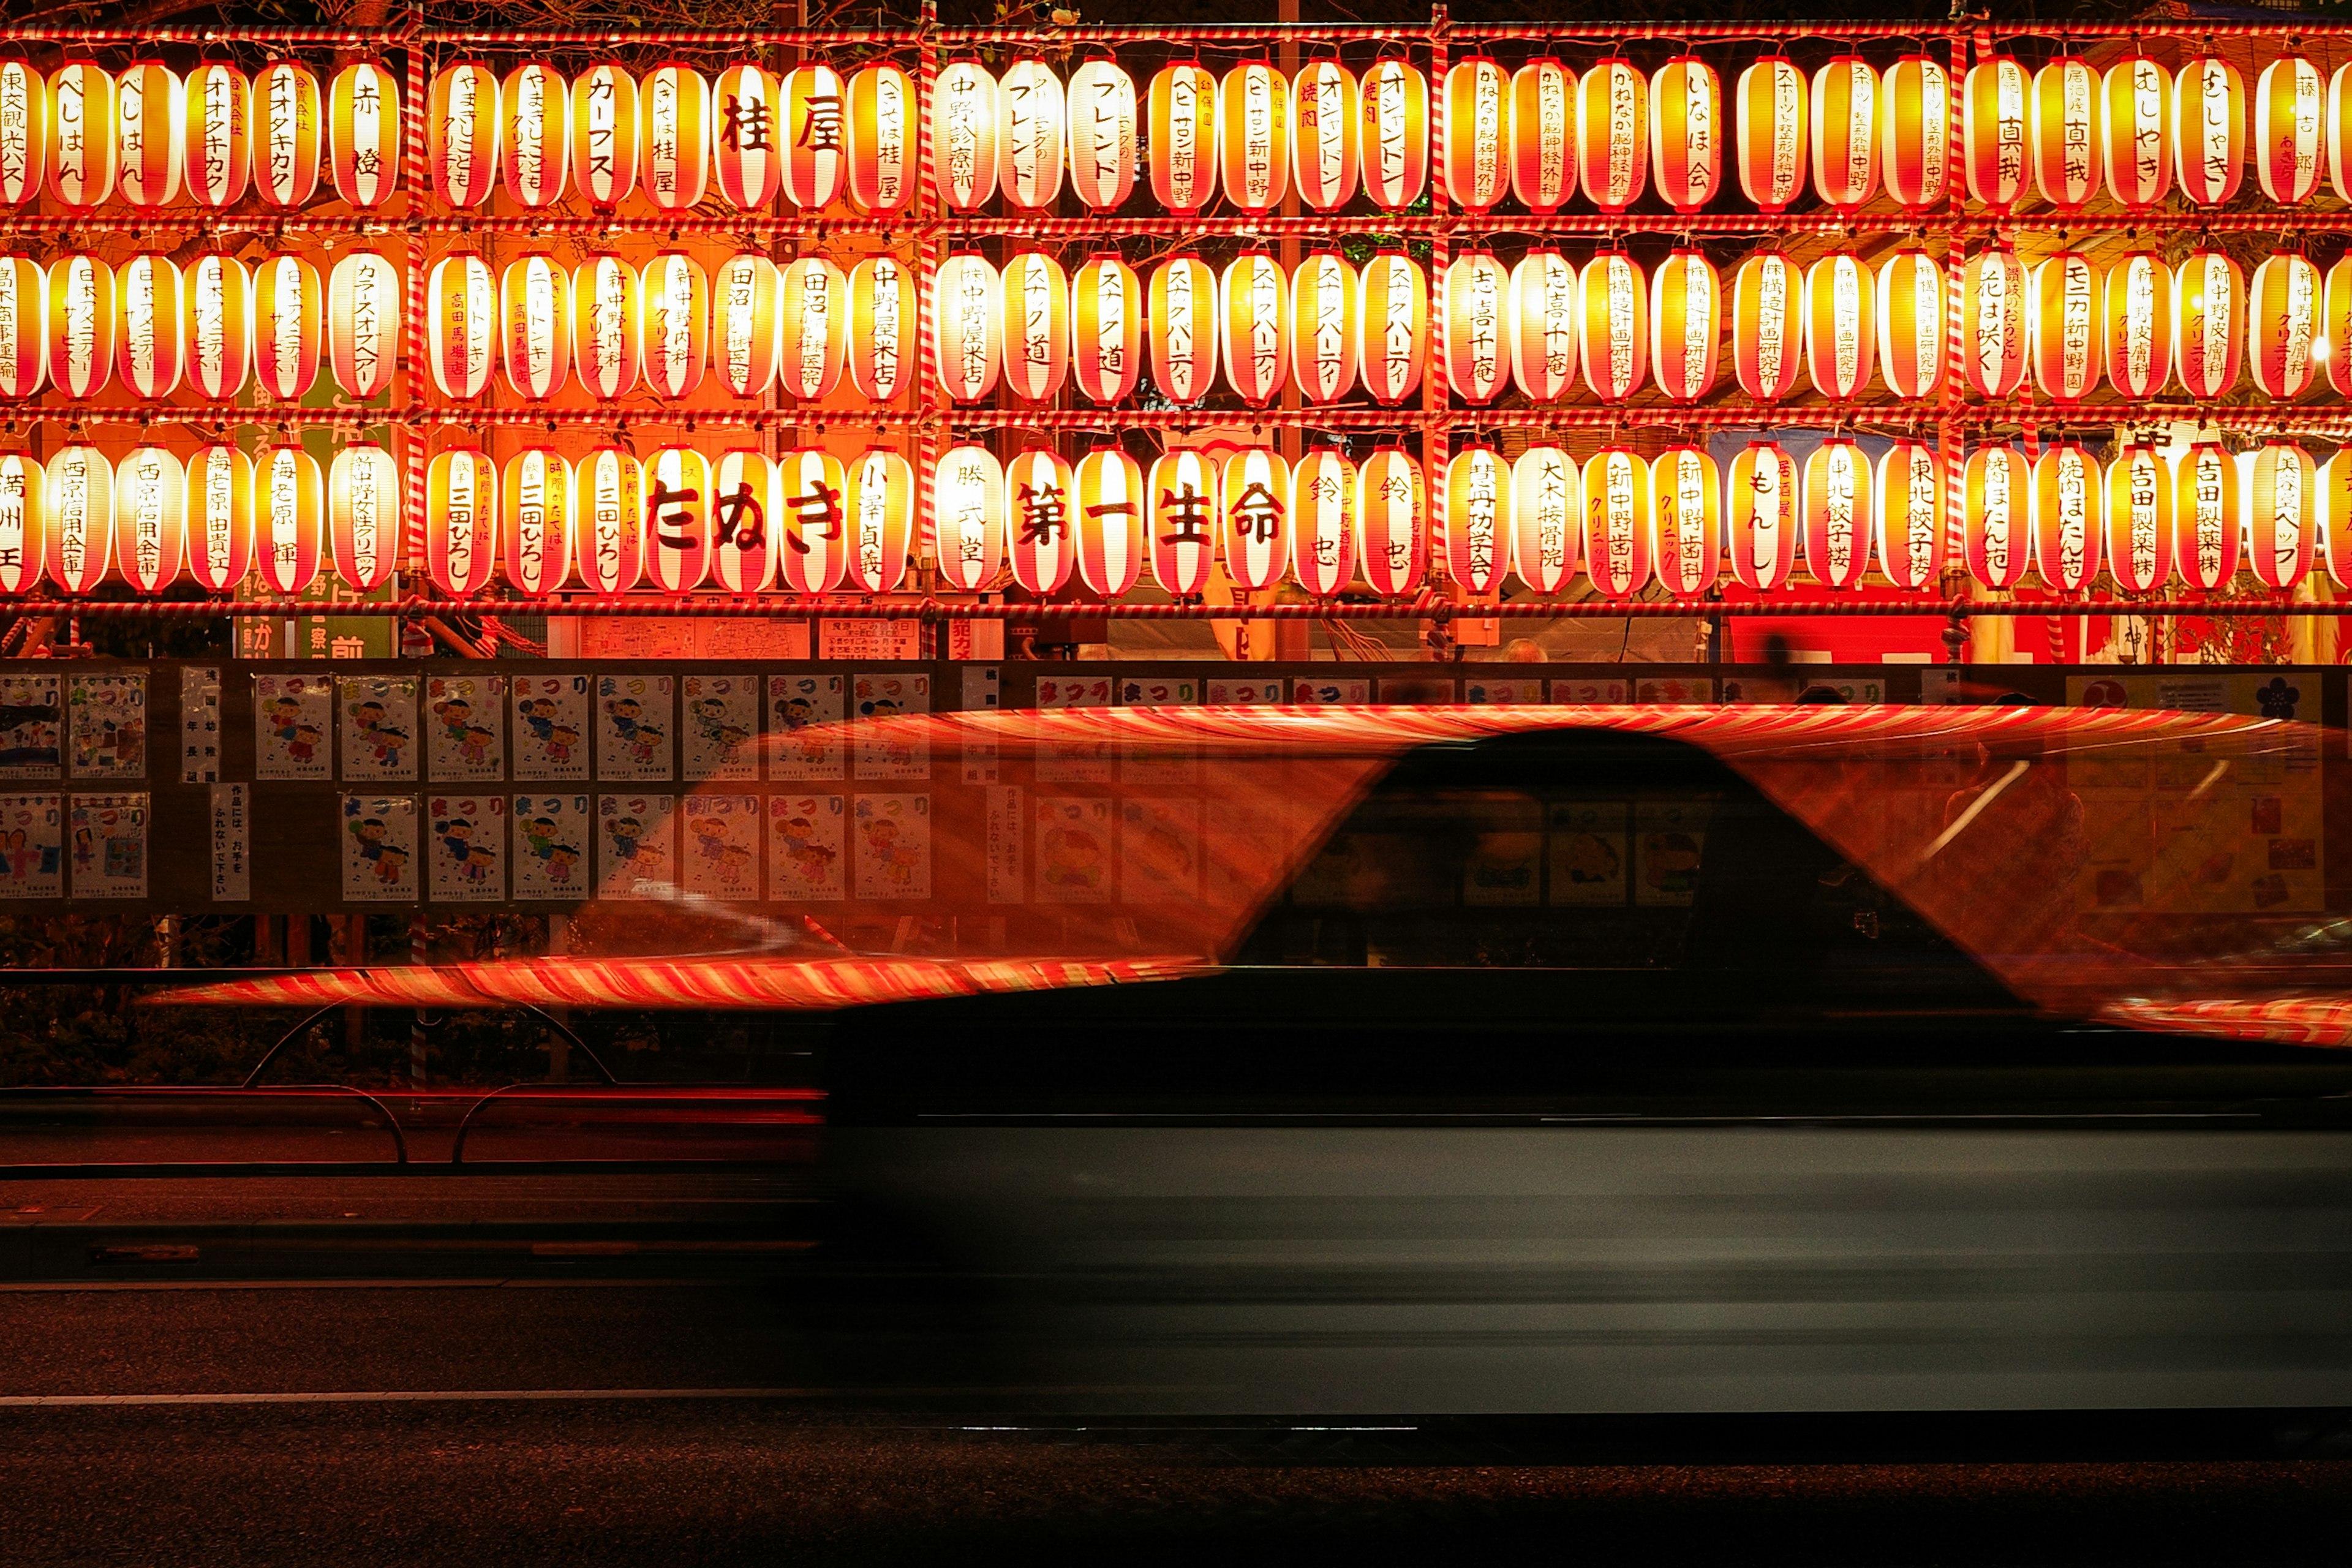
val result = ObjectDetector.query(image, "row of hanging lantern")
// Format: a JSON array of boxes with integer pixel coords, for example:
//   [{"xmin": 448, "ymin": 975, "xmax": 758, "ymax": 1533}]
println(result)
[{"xmin": 2, "ymin": 434, "xmax": 2341, "ymax": 601}]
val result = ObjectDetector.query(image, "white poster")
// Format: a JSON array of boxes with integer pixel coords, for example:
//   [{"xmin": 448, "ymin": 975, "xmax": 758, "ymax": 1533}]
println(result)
[
  {"xmin": 681, "ymin": 673, "xmax": 759, "ymax": 781},
  {"xmin": 852, "ymin": 792, "xmax": 930, "ymax": 899},
  {"xmin": 209, "ymin": 783, "xmax": 249, "ymax": 902},
  {"xmin": 853, "ymin": 672, "xmax": 929, "ymax": 780},
  {"xmin": 767, "ymin": 673, "xmax": 846, "ymax": 780},
  {"xmin": 339, "ymin": 675, "xmax": 418, "ymax": 782},
  {"xmin": 426, "ymin": 673, "xmax": 505, "ymax": 782},
  {"xmin": 512, "ymin": 793, "xmax": 592, "ymax": 899},
  {"xmin": 339, "ymin": 793, "xmax": 417, "ymax": 903},
  {"xmin": 597, "ymin": 793, "xmax": 677, "ymax": 900},
  {"xmin": 596, "ymin": 671, "xmax": 675, "ymax": 782},
  {"xmin": 427, "ymin": 793, "xmax": 507, "ymax": 903},
  {"xmin": 680, "ymin": 793, "xmax": 761, "ymax": 900},
  {"xmin": 254, "ymin": 673, "xmax": 333, "ymax": 780},
  {"xmin": 178, "ymin": 666, "xmax": 221, "ymax": 783},
  {"xmin": 0, "ymin": 793, "xmax": 61, "ymax": 898},
  {"xmin": 766, "ymin": 793, "xmax": 845, "ymax": 902}
]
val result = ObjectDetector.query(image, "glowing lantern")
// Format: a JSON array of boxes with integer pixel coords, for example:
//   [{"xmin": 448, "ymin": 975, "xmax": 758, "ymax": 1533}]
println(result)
[
  {"xmin": 429, "ymin": 64, "xmax": 498, "ymax": 207},
  {"xmin": 643, "ymin": 445, "xmax": 710, "ymax": 594},
  {"xmin": 427, "ymin": 252, "xmax": 496, "ymax": 400},
  {"xmin": 932, "ymin": 58, "xmax": 998, "ymax": 213},
  {"xmin": 1509, "ymin": 57, "xmax": 1573, "ymax": 213},
  {"xmin": 1735, "ymin": 56, "xmax": 1806, "ymax": 213},
  {"xmin": 847, "ymin": 255, "xmax": 912, "ymax": 404},
  {"xmin": 641, "ymin": 64, "xmax": 710, "ymax": 211},
  {"xmin": 184, "ymin": 443, "xmax": 252, "ymax": 592},
  {"xmin": 0, "ymin": 254, "xmax": 43, "ymax": 399},
  {"xmin": 2256, "ymin": 56, "xmax": 2321, "ymax": 203},
  {"xmin": 2172, "ymin": 55, "xmax": 2245, "ymax": 206},
  {"xmin": 1650, "ymin": 445, "xmax": 1719, "ymax": 598},
  {"xmin": 570, "ymin": 64, "xmax": 636, "ymax": 208},
  {"xmin": 113, "ymin": 252, "xmax": 183, "ymax": 402},
  {"xmin": 2103, "ymin": 53, "xmax": 2171, "ymax": 208},
  {"xmin": 254, "ymin": 444, "xmax": 323, "ymax": 596},
  {"xmin": 115, "ymin": 445, "xmax": 184, "ymax": 594},
  {"xmin": 48, "ymin": 62, "xmax": 114, "ymax": 208},
  {"xmin": 934, "ymin": 251, "xmax": 1001, "ymax": 403},
  {"xmin": 1073, "ymin": 445, "xmax": 1145, "ymax": 597},
  {"xmin": 1507, "ymin": 248, "xmax": 1575, "ymax": 403},
  {"xmin": 2028, "ymin": 249, "xmax": 2101, "ymax": 404},
  {"xmin": 782, "ymin": 63, "xmax": 846, "ymax": 210},
  {"xmin": 2251, "ymin": 250, "xmax": 2320, "ymax": 401},
  {"xmin": 0, "ymin": 60, "xmax": 48, "ymax": 206},
  {"xmin": 1874, "ymin": 440, "xmax": 1944, "ymax": 592},
  {"xmin": 252, "ymin": 252, "xmax": 321, "ymax": 402},
  {"xmin": 1221, "ymin": 447, "xmax": 1292, "ymax": 594},
  {"xmin": 1801, "ymin": 439, "xmax": 1874, "ymax": 590},
  {"xmin": 1962, "ymin": 445, "xmax": 2029, "ymax": 590},
  {"xmin": 1803, "ymin": 251, "xmax": 1875, "ymax": 402},
  {"xmin": 182, "ymin": 64, "xmax": 246, "ymax": 208},
  {"xmin": 1441, "ymin": 447, "xmax": 1509, "ymax": 595},
  {"xmin": 326, "ymin": 250, "xmax": 398, "ymax": 401},
  {"xmin": 1443, "ymin": 56, "xmax": 1509, "ymax": 213},
  {"xmin": 1148, "ymin": 61, "xmax": 1216, "ymax": 214},
  {"xmin": 1578, "ymin": 250, "xmax": 1648, "ymax": 404},
  {"xmin": 777, "ymin": 255, "xmax": 847, "ymax": 404},
  {"xmin": 2328, "ymin": 257, "xmax": 2352, "ymax": 399},
  {"xmin": 1148, "ymin": 252, "xmax": 1216, "ymax": 405},
  {"xmin": 2103, "ymin": 249, "xmax": 2172, "ymax": 399},
  {"xmin": 1005, "ymin": 448, "xmax": 1076, "ymax": 595},
  {"xmin": 328, "ymin": 442, "xmax": 398, "ymax": 592},
  {"xmin": 1359, "ymin": 56, "xmax": 1428, "ymax": 209},
  {"xmin": 1287, "ymin": 447, "xmax": 1357, "ymax": 598},
  {"xmin": 2171, "ymin": 440, "xmax": 2239, "ymax": 592},
  {"xmin": 933, "ymin": 443, "xmax": 1006, "ymax": 592},
  {"xmin": 1727, "ymin": 440, "xmax": 1798, "ymax": 592},
  {"xmin": 1068, "ymin": 56, "xmax": 1138, "ymax": 209},
  {"xmin": 714, "ymin": 64, "xmax": 782, "ymax": 209},
  {"xmin": 848, "ymin": 62, "xmax": 915, "ymax": 216},
  {"xmin": 1879, "ymin": 53, "xmax": 1948, "ymax": 210},
  {"xmin": 714, "ymin": 251, "xmax": 782, "ymax": 401},
  {"xmin": 250, "ymin": 61, "xmax": 318, "ymax": 208},
  {"xmin": 1219, "ymin": 250, "xmax": 1286, "ymax": 406},
  {"xmin": 1580, "ymin": 447, "xmax": 1651, "ymax": 600},
  {"xmin": 1959, "ymin": 244, "xmax": 2027, "ymax": 399},
  {"xmin": 47, "ymin": 254, "xmax": 111, "ymax": 401},
  {"xmin": 1962, "ymin": 53, "xmax": 2027, "ymax": 209},
  {"xmin": 640, "ymin": 251, "xmax": 709, "ymax": 401},
  {"xmin": 2105, "ymin": 443, "xmax": 2174, "ymax": 593},
  {"xmin": 2330, "ymin": 65, "xmax": 2352, "ymax": 203},
  {"xmin": 2330, "ymin": 450, "xmax": 2352, "ymax": 589},
  {"xmin": 1732, "ymin": 249, "xmax": 1801, "ymax": 402},
  {"xmin": 116, "ymin": 62, "xmax": 184, "ymax": 209},
  {"xmin": 499, "ymin": 253, "xmax": 571, "ymax": 402},
  {"xmin": 326, "ymin": 61, "xmax": 396, "ymax": 209},
  {"xmin": 494, "ymin": 62, "xmax": 566, "ymax": 209},
  {"xmin": 1648, "ymin": 247, "xmax": 1719, "ymax": 405},
  {"xmin": 710, "ymin": 448, "xmax": 780, "ymax": 595},
  {"xmin": 43, "ymin": 443, "xmax": 111, "ymax": 595},
  {"xmin": 1650, "ymin": 55, "xmax": 1721, "ymax": 212},
  {"xmin": 1292, "ymin": 58, "xmax": 1356, "ymax": 211},
  {"xmin": 2032, "ymin": 56, "xmax": 2101, "ymax": 209},
  {"xmin": 2030, "ymin": 442, "xmax": 2102, "ymax": 592},
  {"xmin": 1221, "ymin": 60, "xmax": 1289, "ymax": 214},
  {"xmin": 844, "ymin": 448, "xmax": 916, "ymax": 594},
  {"xmin": 1001, "ymin": 249, "xmax": 1071, "ymax": 402},
  {"xmin": 1440, "ymin": 252, "xmax": 1507, "ymax": 407},
  {"xmin": 1810, "ymin": 54, "xmax": 1878, "ymax": 211},
  {"xmin": 1355, "ymin": 447, "xmax": 1425, "ymax": 597},
  {"xmin": 771, "ymin": 449, "xmax": 846, "ymax": 595},
  {"xmin": 1071, "ymin": 253, "xmax": 1143, "ymax": 405},
  {"xmin": 1875, "ymin": 247, "xmax": 1945, "ymax": 401},
  {"xmin": 2247, "ymin": 441, "xmax": 2315, "ymax": 590},
  {"xmin": 427, "ymin": 447, "xmax": 499, "ymax": 598},
  {"xmin": 183, "ymin": 253, "xmax": 248, "ymax": 402},
  {"xmin": 0, "ymin": 451, "xmax": 43, "ymax": 594},
  {"xmin": 501, "ymin": 448, "xmax": 573, "ymax": 597},
  {"xmin": 571, "ymin": 254, "xmax": 640, "ymax": 402},
  {"xmin": 997, "ymin": 58, "xmax": 1063, "ymax": 211},
  {"xmin": 573, "ymin": 447, "xmax": 645, "ymax": 595},
  {"xmin": 1576, "ymin": 56, "xmax": 1646, "ymax": 213},
  {"xmin": 1147, "ymin": 447, "xmax": 1218, "ymax": 597},
  {"xmin": 2175, "ymin": 246, "xmax": 2244, "ymax": 401}
]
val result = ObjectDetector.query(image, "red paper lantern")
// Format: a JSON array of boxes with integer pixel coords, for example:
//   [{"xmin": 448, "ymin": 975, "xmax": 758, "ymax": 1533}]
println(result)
[
  {"xmin": 2250, "ymin": 250, "xmax": 2321, "ymax": 401},
  {"xmin": 253, "ymin": 443, "xmax": 322, "ymax": 596},
  {"xmin": 427, "ymin": 447, "xmax": 499, "ymax": 598},
  {"xmin": 0, "ymin": 450, "xmax": 45, "ymax": 593},
  {"xmin": 1440, "ymin": 446, "xmax": 1508, "ymax": 595},
  {"xmin": 1874, "ymin": 440, "xmax": 1945, "ymax": 592},
  {"xmin": 113, "ymin": 252, "xmax": 183, "ymax": 401},
  {"xmin": 1440, "ymin": 251, "xmax": 1507, "ymax": 407},
  {"xmin": 571, "ymin": 254, "xmax": 640, "ymax": 402},
  {"xmin": 933, "ymin": 58, "xmax": 998, "ymax": 213},
  {"xmin": 714, "ymin": 64, "xmax": 783, "ymax": 210},
  {"xmin": 2255, "ymin": 56, "xmax": 2322, "ymax": 204},
  {"xmin": 2328, "ymin": 256, "xmax": 2352, "ymax": 399},
  {"xmin": 0, "ymin": 60, "xmax": 48, "ymax": 208},
  {"xmin": 2175, "ymin": 246, "xmax": 2245, "ymax": 401},
  {"xmin": 1355, "ymin": 447, "xmax": 1425, "ymax": 597},
  {"xmin": 1509, "ymin": 57, "xmax": 1573, "ymax": 213},
  {"xmin": 328, "ymin": 61, "xmax": 397, "ymax": 209},
  {"xmin": 2105, "ymin": 443, "xmax": 2174, "ymax": 594},
  {"xmin": 43, "ymin": 442, "xmax": 111, "ymax": 595},
  {"xmin": 1359, "ymin": 57, "xmax": 1427, "ymax": 209},
  {"xmin": 1292, "ymin": 58, "xmax": 1355, "ymax": 212},
  {"xmin": 2032, "ymin": 56, "xmax": 2101, "ymax": 210},
  {"xmin": 1074, "ymin": 446, "xmax": 1145, "ymax": 597},
  {"xmin": 1810, "ymin": 54, "xmax": 1878, "ymax": 211},
  {"xmin": 1578, "ymin": 249, "xmax": 1648, "ymax": 404},
  {"xmin": 1732, "ymin": 249, "xmax": 1801, "ymax": 402},
  {"xmin": 1219, "ymin": 249, "xmax": 1287, "ymax": 407},
  {"xmin": 1802, "ymin": 437, "xmax": 1874, "ymax": 590},
  {"xmin": 1962, "ymin": 54, "xmax": 2027, "ymax": 210},
  {"xmin": 2172, "ymin": 55, "xmax": 2245, "ymax": 207},
  {"xmin": 501, "ymin": 448, "xmax": 573, "ymax": 597},
  {"xmin": 499, "ymin": 62, "xmax": 567, "ymax": 209},
  {"xmin": 1148, "ymin": 61, "xmax": 1216, "ymax": 215},
  {"xmin": 116, "ymin": 62, "xmax": 183, "ymax": 209},
  {"xmin": 1147, "ymin": 447, "xmax": 1217, "ymax": 597},
  {"xmin": 252, "ymin": 252, "xmax": 321, "ymax": 403},
  {"xmin": 429, "ymin": 62, "xmax": 499, "ymax": 208},
  {"xmin": 1576, "ymin": 56, "xmax": 1646, "ymax": 214},
  {"xmin": 1507, "ymin": 248, "xmax": 1575, "ymax": 403},
  {"xmin": 1291, "ymin": 447, "xmax": 1357, "ymax": 598},
  {"xmin": 183, "ymin": 252, "xmax": 249, "ymax": 402},
  {"xmin": 0, "ymin": 254, "xmax": 43, "ymax": 400},
  {"xmin": 1959, "ymin": 244, "xmax": 2027, "ymax": 399},
  {"xmin": 1727, "ymin": 440, "xmax": 1798, "ymax": 592},
  {"xmin": 573, "ymin": 447, "xmax": 644, "ymax": 595},
  {"xmin": 428, "ymin": 251, "xmax": 495, "ymax": 401},
  {"xmin": 1221, "ymin": 446, "xmax": 1292, "ymax": 594},
  {"xmin": 2103, "ymin": 54, "xmax": 2171, "ymax": 208},
  {"xmin": 1220, "ymin": 60, "xmax": 1289, "ymax": 215},
  {"xmin": 571, "ymin": 64, "xmax": 637, "ymax": 209},
  {"xmin": 1000, "ymin": 249, "xmax": 1071, "ymax": 403},
  {"xmin": 115, "ymin": 445, "xmax": 184, "ymax": 595},
  {"xmin": 2327, "ymin": 449, "xmax": 2352, "ymax": 590},
  {"xmin": 997, "ymin": 58, "xmax": 1064, "ymax": 212},
  {"xmin": 2031, "ymin": 442, "xmax": 2102, "ymax": 592},
  {"xmin": 1443, "ymin": 56, "xmax": 1509, "ymax": 214},
  {"xmin": 712, "ymin": 448, "xmax": 781, "ymax": 595},
  {"xmin": 181, "ymin": 62, "xmax": 243, "ymax": 208},
  {"xmin": 1650, "ymin": 445, "xmax": 1718, "ymax": 599},
  {"xmin": 844, "ymin": 448, "xmax": 916, "ymax": 594},
  {"xmin": 1803, "ymin": 251, "xmax": 1875, "ymax": 402},
  {"xmin": 48, "ymin": 62, "xmax": 115, "ymax": 209},
  {"xmin": 1650, "ymin": 55, "xmax": 1721, "ymax": 213},
  {"xmin": 640, "ymin": 64, "xmax": 710, "ymax": 211},
  {"xmin": 2247, "ymin": 441, "xmax": 2315, "ymax": 591},
  {"xmin": 1649, "ymin": 247, "xmax": 1719, "ymax": 405},
  {"xmin": 2173, "ymin": 440, "xmax": 2240, "ymax": 592},
  {"xmin": 2028, "ymin": 249, "xmax": 2102, "ymax": 404},
  {"xmin": 640, "ymin": 251, "xmax": 709, "ymax": 401},
  {"xmin": 712, "ymin": 251, "xmax": 780, "ymax": 400},
  {"xmin": 777, "ymin": 255, "xmax": 847, "ymax": 404},
  {"xmin": 328, "ymin": 442, "xmax": 398, "ymax": 592},
  {"xmin": 184, "ymin": 443, "xmax": 252, "ymax": 593},
  {"xmin": 1735, "ymin": 56, "xmax": 1806, "ymax": 213},
  {"xmin": 1005, "ymin": 448, "xmax": 1077, "ymax": 596},
  {"xmin": 1288, "ymin": 250, "xmax": 1355, "ymax": 404},
  {"xmin": 249, "ymin": 61, "xmax": 318, "ymax": 209},
  {"xmin": 2105, "ymin": 249, "xmax": 2173, "ymax": 399},
  {"xmin": 327, "ymin": 249, "xmax": 399, "ymax": 401},
  {"xmin": 848, "ymin": 62, "xmax": 915, "ymax": 217},
  {"xmin": 1148, "ymin": 253, "xmax": 1216, "ymax": 405},
  {"xmin": 1071, "ymin": 252, "xmax": 1142, "ymax": 405},
  {"xmin": 2329, "ymin": 64, "xmax": 2352, "ymax": 204},
  {"xmin": 499, "ymin": 252, "xmax": 571, "ymax": 402},
  {"xmin": 934, "ymin": 443, "xmax": 1006, "ymax": 592},
  {"xmin": 1581, "ymin": 447, "xmax": 1652, "ymax": 600},
  {"xmin": 934, "ymin": 251, "xmax": 1001, "ymax": 403},
  {"xmin": 643, "ymin": 445, "xmax": 711, "ymax": 594},
  {"xmin": 1068, "ymin": 56, "xmax": 1138, "ymax": 211},
  {"xmin": 782, "ymin": 64, "xmax": 847, "ymax": 210},
  {"xmin": 1878, "ymin": 53, "xmax": 1948, "ymax": 211},
  {"xmin": 848, "ymin": 255, "xmax": 913, "ymax": 404},
  {"xmin": 1962, "ymin": 445, "xmax": 2029, "ymax": 590},
  {"xmin": 1875, "ymin": 247, "xmax": 1945, "ymax": 401},
  {"xmin": 47, "ymin": 254, "xmax": 111, "ymax": 401}
]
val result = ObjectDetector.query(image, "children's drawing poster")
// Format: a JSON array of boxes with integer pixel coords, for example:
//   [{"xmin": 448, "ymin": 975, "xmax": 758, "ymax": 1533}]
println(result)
[
  {"xmin": 680, "ymin": 794, "xmax": 760, "ymax": 900},
  {"xmin": 339, "ymin": 794, "xmax": 417, "ymax": 903},
  {"xmin": 0, "ymin": 674, "xmax": 59, "ymax": 779},
  {"xmin": 339, "ymin": 676, "xmax": 418, "ymax": 782},
  {"xmin": 681, "ymin": 674, "xmax": 759, "ymax": 782},
  {"xmin": 853, "ymin": 673, "xmax": 929, "ymax": 780},
  {"xmin": 254, "ymin": 674, "xmax": 333, "ymax": 780},
  {"xmin": 596, "ymin": 673, "xmax": 674, "ymax": 782},
  {"xmin": 1035, "ymin": 796, "xmax": 1114, "ymax": 903},
  {"xmin": 767, "ymin": 673, "xmax": 846, "ymax": 781},
  {"xmin": 767, "ymin": 794, "xmax": 844, "ymax": 902},
  {"xmin": 426, "ymin": 673, "xmax": 505, "ymax": 782},
  {"xmin": 68, "ymin": 672, "xmax": 145, "ymax": 780},
  {"xmin": 0, "ymin": 794, "xmax": 61, "ymax": 898},
  {"xmin": 852, "ymin": 793, "xmax": 930, "ymax": 899},
  {"xmin": 598, "ymin": 793, "xmax": 677, "ymax": 900},
  {"xmin": 427, "ymin": 794, "xmax": 507, "ymax": 903},
  {"xmin": 1036, "ymin": 674, "xmax": 1114, "ymax": 784},
  {"xmin": 1118, "ymin": 676, "xmax": 1199, "ymax": 786},
  {"xmin": 511, "ymin": 793, "xmax": 591, "ymax": 900},
  {"xmin": 510, "ymin": 675, "xmax": 590, "ymax": 783},
  {"xmin": 1121, "ymin": 797, "xmax": 1202, "ymax": 903}
]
